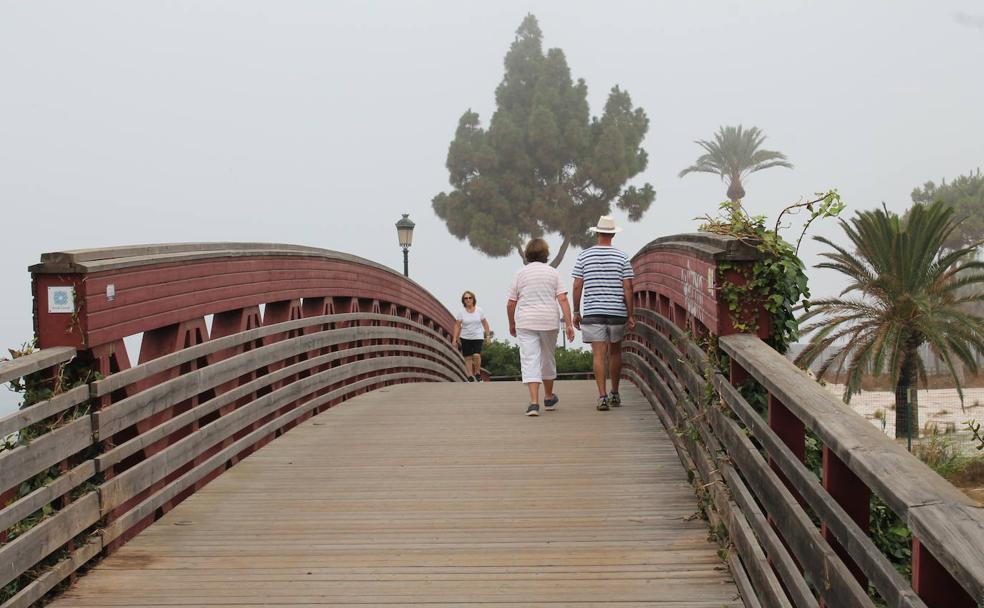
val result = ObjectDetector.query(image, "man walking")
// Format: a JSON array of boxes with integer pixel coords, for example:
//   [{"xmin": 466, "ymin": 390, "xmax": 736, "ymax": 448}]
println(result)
[{"xmin": 572, "ymin": 215, "xmax": 636, "ymax": 411}]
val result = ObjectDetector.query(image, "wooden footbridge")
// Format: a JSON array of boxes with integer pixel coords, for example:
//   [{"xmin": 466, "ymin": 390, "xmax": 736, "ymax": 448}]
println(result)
[{"xmin": 2, "ymin": 237, "xmax": 982, "ymax": 607}]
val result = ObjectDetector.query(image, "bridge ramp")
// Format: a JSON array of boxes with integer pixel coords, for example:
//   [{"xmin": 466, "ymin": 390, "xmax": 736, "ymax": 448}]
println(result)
[{"xmin": 52, "ymin": 380, "xmax": 740, "ymax": 607}]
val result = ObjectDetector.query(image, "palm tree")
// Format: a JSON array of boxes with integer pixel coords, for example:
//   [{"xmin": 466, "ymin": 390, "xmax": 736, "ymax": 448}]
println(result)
[
  {"xmin": 679, "ymin": 125, "xmax": 793, "ymax": 202},
  {"xmin": 795, "ymin": 201, "xmax": 984, "ymax": 438}
]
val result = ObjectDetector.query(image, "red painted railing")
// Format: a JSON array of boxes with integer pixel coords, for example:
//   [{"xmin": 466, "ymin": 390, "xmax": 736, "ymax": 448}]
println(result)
[
  {"xmin": 1, "ymin": 243, "xmax": 465, "ymax": 608},
  {"xmin": 5, "ymin": 236, "xmax": 982, "ymax": 607},
  {"xmin": 624, "ymin": 232, "xmax": 984, "ymax": 607}
]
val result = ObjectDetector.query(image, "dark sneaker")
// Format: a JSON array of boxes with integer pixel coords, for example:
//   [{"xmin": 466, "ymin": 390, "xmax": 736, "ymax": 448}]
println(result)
[
  {"xmin": 544, "ymin": 394, "xmax": 559, "ymax": 411},
  {"xmin": 609, "ymin": 392, "xmax": 621, "ymax": 407},
  {"xmin": 526, "ymin": 404, "xmax": 540, "ymax": 417},
  {"xmin": 474, "ymin": 375, "xmax": 482, "ymax": 382},
  {"xmin": 596, "ymin": 396, "xmax": 610, "ymax": 411},
  {"xmin": 467, "ymin": 376, "xmax": 475, "ymax": 382}
]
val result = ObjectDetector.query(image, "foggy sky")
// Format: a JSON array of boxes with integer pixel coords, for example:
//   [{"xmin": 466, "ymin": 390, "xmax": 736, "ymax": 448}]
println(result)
[{"xmin": 1, "ymin": 1, "xmax": 982, "ymax": 413}]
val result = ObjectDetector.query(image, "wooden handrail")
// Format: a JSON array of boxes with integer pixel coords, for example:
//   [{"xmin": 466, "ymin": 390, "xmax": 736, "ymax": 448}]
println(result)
[
  {"xmin": 0, "ymin": 347, "xmax": 75, "ymax": 385},
  {"xmin": 2, "ymin": 305, "xmax": 465, "ymax": 608},
  {"xmin": 720, "ymin": 333, "xmax": 984, "ymax": 604},
  {"xmin": 623, "ymin": 301, "xmax": 983, "ymax": 606}
]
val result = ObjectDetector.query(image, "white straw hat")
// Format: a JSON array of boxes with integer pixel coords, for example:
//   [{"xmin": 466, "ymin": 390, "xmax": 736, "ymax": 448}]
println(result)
[{"xmin": 588, "ymin": 215, "xmax": 622, "ymax": 234}]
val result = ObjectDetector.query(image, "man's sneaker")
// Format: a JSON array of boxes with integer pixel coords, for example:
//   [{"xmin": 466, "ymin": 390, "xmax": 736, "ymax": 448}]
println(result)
[
  {"xmin": 609, "ymin": 392, "xmax": 622, "ymax": 407},
  {"xmin": 467, "ymin": 376, "xmax": 475, "ymax": 382},
  {"xmin": 525, "ymin": 404, "xmax": 540, "ymax": 417},
  {"xmin": 596, "ymin": 396, "xmax": 610, "ymax": 411},
  {"xmin": 544, "ymin": 394, "xmax": 559, "ymax": 411},
  {"xmin": 474, "ymin": 375, "xmax": 482, "ymax": 382}
]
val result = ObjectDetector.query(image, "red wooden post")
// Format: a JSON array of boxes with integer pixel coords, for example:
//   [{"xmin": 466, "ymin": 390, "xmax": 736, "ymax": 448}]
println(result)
[
  {"xmin": 32, "ymin": 274, "xmax": 87, "ymax": 349},
  {"xmin": 912, "ymin": 538, "xmax": 977, "ymax": 608},
  {"xmin": 728, "ymin": 358, "xmax": 749, "ymax": 388},
  {"xmin": 822, "ymin": 447, "xmax": 869, "ymax": 587},
  {"xmin": 769, "ymin": 395, "xmax": 805, "ymax": 462},
  {"xmin": 768, "ymin": 395, "xmax": 805, "ymax": 501}
]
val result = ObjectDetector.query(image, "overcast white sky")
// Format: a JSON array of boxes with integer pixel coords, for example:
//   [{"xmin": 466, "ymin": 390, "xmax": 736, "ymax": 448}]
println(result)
[{"xmin": 1, "ymin": 1, "xmax": 982, "ymax": 412}]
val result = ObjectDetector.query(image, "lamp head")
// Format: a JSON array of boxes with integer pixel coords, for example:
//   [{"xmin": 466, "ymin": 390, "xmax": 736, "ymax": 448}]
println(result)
[{"xmin": 395, "ymin": 213, "xmax": 415, "ymax": 249}]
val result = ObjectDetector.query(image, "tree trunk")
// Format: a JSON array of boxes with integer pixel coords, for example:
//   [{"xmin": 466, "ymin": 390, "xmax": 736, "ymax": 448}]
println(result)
[
  {"xmin": 727, "ymin": 177, "xmax": 745, "ymax": 202},
  {"xmin": 550, "ymin": 235, "xmax": 572, "ymax": 268},
  {"xmin": 894, "ymin": 347, "xmax": 920, "ymax": 439}
]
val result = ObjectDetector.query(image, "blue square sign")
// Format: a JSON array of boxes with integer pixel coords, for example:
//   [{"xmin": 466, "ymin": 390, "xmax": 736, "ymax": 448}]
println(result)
[{"xmin": 48, "ymin": 286, "xmax": 75, "ymax": 314}]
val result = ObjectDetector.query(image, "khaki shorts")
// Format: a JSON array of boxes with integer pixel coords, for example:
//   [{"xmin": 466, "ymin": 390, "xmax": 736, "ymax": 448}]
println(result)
[{"xmin": 581, "ymin": 316, "xmax": 627, "ymax": 343}]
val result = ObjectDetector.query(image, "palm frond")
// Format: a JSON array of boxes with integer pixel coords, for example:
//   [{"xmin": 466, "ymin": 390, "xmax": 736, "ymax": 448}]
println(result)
[{"xmin": 798, "ymin": 200, "xmax": 984, "ymax": 412}]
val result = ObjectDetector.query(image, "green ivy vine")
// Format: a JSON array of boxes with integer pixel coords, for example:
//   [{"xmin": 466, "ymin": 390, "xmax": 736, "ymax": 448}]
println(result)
[{"xmin": 699, "ymin": 190, "xmax": 845, "ymax": 354}]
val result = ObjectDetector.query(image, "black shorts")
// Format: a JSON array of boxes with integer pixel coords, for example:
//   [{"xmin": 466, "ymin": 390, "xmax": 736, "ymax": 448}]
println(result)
[{"xmin": 461, "ymin": 339, "xmax": 484, "ymax": 356}]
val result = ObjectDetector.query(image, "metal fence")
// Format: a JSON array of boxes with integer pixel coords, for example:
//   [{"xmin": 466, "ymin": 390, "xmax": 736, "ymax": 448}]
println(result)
[{"xmin": 786, "ymin": 344, "xmax": 984, "ymax": 453}]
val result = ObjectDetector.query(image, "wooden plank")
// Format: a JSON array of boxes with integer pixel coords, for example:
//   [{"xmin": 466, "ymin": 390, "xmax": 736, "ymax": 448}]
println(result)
[
  {"xmin": 49, "ymin": 381, "xmax": 740, "ymax": 608},
  {"xmin": 713, "ymin": 373, "xmax": 928, "ymax": 608},
  {"xmin": 622, "ymin": 354, "xmax": 678, "ymax": 420},
  {"xmin": 633, "ymin": 319, "xmax": 705, "ymax": 399},
  {"xmin": 706, "ymin": 401, "xmax": 875, "ymax": 607},
  {"xmin": 0, "ymin": 492, "xmax": 100, "ymax": 590},
  {"xmin": 92, "ymin": 313, "xmax": 463, "ymax": 397},
  {"xmin": 722, "ymin": 488, "xmax": 797, "ymax": 608},
  {"xmin": 0, "ymin": 461, "xmax": 97, "ymax": 533},
  {"xmin": 94, "ymin": 326, "xmax": 461, "ymax": 437},
  {"xmin": 720, "ymin": 461, "xmax": 815, "ymax": 608},
  {"xmin": 624, "ymin": 334, "xmax": 686, "ymax": 402},
  {"xmin": 0, "ymin": 347, "xmax": 76, "ymax": 385},
  {"xmin": 0, "ymin": 538, "xmax": 102, "ymax": 608},
  {"xmin": 908, "ymin": 501, "xmax": 984, "ymax": 602},
  {"xmin": 96, "ymin": 343, "xmax": 444, "ymax": 470},
  {"xmin": 0, "ymin": 417, "xmax": 94, "ymax": 496},
  {"xmin": 99, "ymin": 356, "xmax": 455, "ymax": 511},
  {"xmin": 721, "ymin": 334, "xmax": 984, "ymax": 602},
  {"xmin": 636, "ymin": 308, "xmax": 709, "ymax": 368},
  {"xmin": 727, "ymin": 553, "xmax": 764, "ymax": 608},
  {"xmin": 719, "ymin": 334, "xmax": 972, "ymax": 511},
  {"xmin": 0, "ymin": 385, "xmax": 90, "ymax": 439},
  {"xmin": 101, "ymin": 371, "xmax": 435, "ymax": 543}
]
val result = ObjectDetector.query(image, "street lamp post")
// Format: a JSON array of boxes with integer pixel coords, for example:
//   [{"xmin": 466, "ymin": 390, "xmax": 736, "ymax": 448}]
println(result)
[{"xmin": 395, "ymin": 213, "xmax": 415, "ymax": 278}]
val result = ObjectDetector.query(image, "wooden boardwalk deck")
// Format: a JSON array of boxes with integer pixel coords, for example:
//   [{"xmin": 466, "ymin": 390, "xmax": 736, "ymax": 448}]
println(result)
[{"xmin": 52, "ymin": 380, "xmax": 741, "ymax": 607}]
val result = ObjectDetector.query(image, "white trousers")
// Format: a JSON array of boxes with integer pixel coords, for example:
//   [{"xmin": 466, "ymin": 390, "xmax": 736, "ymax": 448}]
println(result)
[{"xmin": 517, "ymin": 328, "xmax": 559, "ymax": 384}]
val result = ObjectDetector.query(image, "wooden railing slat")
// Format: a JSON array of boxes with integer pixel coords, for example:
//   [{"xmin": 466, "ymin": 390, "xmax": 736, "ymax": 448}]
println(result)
[
  {"xmin": 908, "ymin": 502, "xmax": 984, "ymax": 602},
  {"xmin": 0, "ymin": 538, "xmax": 102, "ymax": 608},
  {"xmin": 712, "ymin": 374, "xmax": 928, "ymax": 608},
  {"xmin": 721, "ymin": 478, "xmax": 800, "ymax": 608},
  {"xmin": 0, "ymin": 492, "xmax": 100, "ymax": 590},
  {"xmin": 95, "ymin": 343, "xmax": 439, "ymax": 470},
  {"xmin": 719, "ymin": 334, "xmax": 972, "ymax": 512},
  {"xmin": 708, "ymin": 392, "xmax": 879, "ymax": 607},
  {"xmin": 727, "ymin": 553, "xmax": 765, "ymax": 608},
  {"xmin": 0, "ymin": 461, "xmax": 97, "ymax": 534},
  {"xmin": 99, "ymin": 356, "xmax": 451, "ymax": 511},
  {"xmin": 100, "ymin": 370, "xmax": 433, "ymax": 543},
  {"xmin": 0, "ymin": 385, "xmax": 90, "ymax": 439},
  {"xmin": 0, "ymin": 347, "xmax": 76, "ymax": 385},
  {"xmin": 94, "ymin": 325, "xmax": 461, "ymax": 437},
  {"xmin": 0, "ymin": 417, "xmax": 94, "ymax": 496},
  {"xmin": 90, "ymin": 313, "xmax": 462, "ymax": 397}
]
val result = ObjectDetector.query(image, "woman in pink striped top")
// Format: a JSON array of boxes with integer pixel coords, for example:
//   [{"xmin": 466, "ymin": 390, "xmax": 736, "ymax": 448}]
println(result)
[{"xmin": 507, "ymin": 238, "xmax": 576, "ymax": 417}]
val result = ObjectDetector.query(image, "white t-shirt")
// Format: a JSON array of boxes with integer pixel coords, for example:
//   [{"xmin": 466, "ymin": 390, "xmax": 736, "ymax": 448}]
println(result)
[
  {"xmin": 455, "ymin": 306, "xmax": 486, "ymax": 339},
  {"xmin": 507, "ymin": 262, "xmax": 567, "ymax": 331}
]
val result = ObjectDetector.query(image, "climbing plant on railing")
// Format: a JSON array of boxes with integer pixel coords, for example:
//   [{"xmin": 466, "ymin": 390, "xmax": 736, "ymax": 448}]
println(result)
[
  {"xmin": 698, "ymin": 190, "xmax": 844, "ymax": 354},
  {"xmin": 2, "ymin": 341, "xmax": 102, "ymax": 605}
]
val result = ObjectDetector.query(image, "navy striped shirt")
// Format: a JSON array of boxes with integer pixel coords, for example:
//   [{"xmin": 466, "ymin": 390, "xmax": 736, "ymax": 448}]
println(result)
[{"xmin": 571, "ymin": 246, "xmax": 634, "ymax": 317}]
